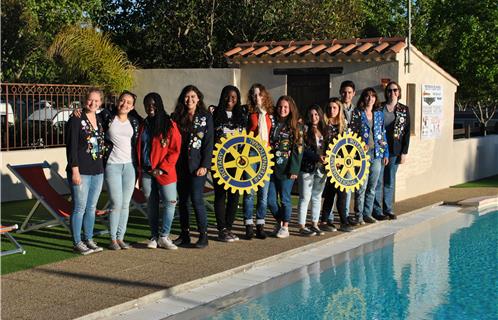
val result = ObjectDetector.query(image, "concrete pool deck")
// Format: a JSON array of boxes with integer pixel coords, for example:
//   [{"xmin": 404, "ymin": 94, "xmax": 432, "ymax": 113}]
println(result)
[{"xmin": 1, "ymin": 186, "xmax": 497, "ymax": 320}]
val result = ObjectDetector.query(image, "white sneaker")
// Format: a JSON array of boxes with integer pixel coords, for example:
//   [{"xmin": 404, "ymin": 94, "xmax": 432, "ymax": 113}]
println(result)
[
  {"xmin": 276, "ymin": 226, "xmax": 290, "ymax": 238},
  {"xmin": 158, "ymin": 236, "xmax": 178, "ymax": 250},
  {"xmin": 147, "ymin": 238, "xmax": 158, "ymax": 249}
]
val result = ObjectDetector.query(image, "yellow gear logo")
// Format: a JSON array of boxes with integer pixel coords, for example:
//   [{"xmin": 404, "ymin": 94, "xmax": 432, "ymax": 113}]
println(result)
[
  {"xmin": 212, "ymin": 130, "xmax": 274, "ymax": 194},
  {"xmin": 325, "ymin": 131, "xmax": 370, "ymax": 192}
]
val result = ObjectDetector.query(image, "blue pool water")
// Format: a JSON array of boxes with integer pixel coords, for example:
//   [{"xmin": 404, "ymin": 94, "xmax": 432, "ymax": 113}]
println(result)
[{"xmin": 205, "ymin": 211, "xmax": 498, "ymax": 320}]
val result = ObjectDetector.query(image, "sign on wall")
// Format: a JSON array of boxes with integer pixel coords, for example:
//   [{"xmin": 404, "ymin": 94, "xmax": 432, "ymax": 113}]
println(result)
[{"xmin": 421, "ymin": 84, "xmax": 443, "ymax": 139}]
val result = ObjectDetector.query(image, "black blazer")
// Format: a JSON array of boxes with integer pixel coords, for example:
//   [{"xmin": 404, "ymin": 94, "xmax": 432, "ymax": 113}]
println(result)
[
  {"xmin": 384, "ymin": 102, "xmax": 410, "ymax": 157},
  {"xmin": 177, "ymin": 110, "xmax": 214, "ymax": 174}
]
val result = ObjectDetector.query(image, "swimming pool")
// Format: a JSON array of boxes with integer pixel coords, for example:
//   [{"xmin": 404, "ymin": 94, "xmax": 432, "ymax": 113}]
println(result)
[{"xmin": 197, "ymin": 209, "xmax": 498, "ymax": 320}]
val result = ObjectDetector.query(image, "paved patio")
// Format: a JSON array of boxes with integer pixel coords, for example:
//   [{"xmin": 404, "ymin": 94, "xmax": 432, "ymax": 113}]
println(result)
[{"xmin": 1, "ymin": 186, "xmax": 497, "ymax": 320}]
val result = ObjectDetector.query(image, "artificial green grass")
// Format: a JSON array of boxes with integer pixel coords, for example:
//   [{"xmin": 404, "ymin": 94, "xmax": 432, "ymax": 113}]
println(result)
[
  {"xmin": 451, "ymin": 175, "xmax": 498, "ymax": 188},
  {"xmin": 0, "ymin": 193, "xmax": 218, "ymax": 275}
]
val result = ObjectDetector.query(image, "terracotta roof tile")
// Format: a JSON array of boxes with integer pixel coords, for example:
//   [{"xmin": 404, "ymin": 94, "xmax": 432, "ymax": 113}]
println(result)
[
  {"xmin": 266, "ymin": 46, "xmax": 285, "ymax": 55},
  {"xmin": 309, "ymin": 44, "xmax": 327, "ymax": 55},
  {"xmin": 251, "ymin": 46, "xmax": 270, "ymax": 56},
  {"xmin": 224, "ymin": 37, "xmax": 406, "ymax": 62},
  {"xmin": 373, "ymin": 42, "xmax": 390, "ymax": 52},
  {"xmin": 280, "ymin": 46, "xmax": 298, "ymax": 55}
]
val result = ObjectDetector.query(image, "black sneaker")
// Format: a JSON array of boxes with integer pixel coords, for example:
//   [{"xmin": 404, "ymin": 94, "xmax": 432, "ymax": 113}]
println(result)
[
  {"xmin": 339, "ymin": 224, "xmax": 354, "ymax": 232},
  {"xmin": 320, "ymin": 224, "xmax": 336, "ymax": 232},
  {"xmin": 363, "ymin": 216, "xmax": 377, "ymax": 224},
  {"xmin": 245, "ymin": 224, "xmax": 254, "ymax": 240},
  {"xmin": 299, "ymin": 227, "xmax": 316, "ymax": 237},
  {"xmin": 373, "ymin": 214, "xmax": 388, "ymax": 221},
  {"xmin": 386, "ymin": 213, "xmax": 397, "ymax": 220},
  {"xmin": 227, "ymin": 230, "xmax": 239, "ymax": 241},
  {"xmin": 256, "ymin": 224, "xmax": 267, "ymax": 239},
  {"xmin": 310, "ymin": 226, "xmax": 324, "ymax": 236},
  {"xmin": 218, "ymin": 229, "xmax": 235, "ymax": 242},
  {"xmin": 347, "ymin": 216, "xmax": 359, "ymax": 226}
]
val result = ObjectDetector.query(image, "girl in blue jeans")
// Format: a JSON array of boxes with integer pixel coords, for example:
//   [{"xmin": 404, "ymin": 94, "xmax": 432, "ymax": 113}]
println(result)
[
  {"xmin": 137, "ymin": 93, "xmax": 182, "ymax": 250},
  {"xmin": 101, "ymin": 91, "xmax": 141, "ymax": 250},
  {"xmin": 297, "ymin": 104, "xmax": 328, "ymax": 237},
  {"xmin": 268, "ymin": 95, "xmax": 303, "ymax": 238},
  {"xmin": 350, "ymin": 88, "xmax": 389, "ymax": 224},
  {"xmin": 66, "ymin": 88, "xmax": 106, "ymax": 255}
]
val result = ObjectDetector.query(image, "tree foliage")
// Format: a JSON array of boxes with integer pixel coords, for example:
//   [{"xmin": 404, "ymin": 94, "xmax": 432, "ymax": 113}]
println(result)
[
  {"xmin": 95, "ymin": 0, "xmax": 363, "ymax": 68},
  {"xmin": 1, "ymin": 0, "xmax": 101, "ymax": 82},
  {"xmin": 48, "ymin": 25, "xmax": 135, "ymax": 93}
]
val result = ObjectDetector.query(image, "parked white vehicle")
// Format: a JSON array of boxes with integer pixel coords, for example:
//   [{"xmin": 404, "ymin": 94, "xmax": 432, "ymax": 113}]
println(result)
[{"xmin": 0, "ymin": 100, "xmax": 15, "ymax": 125}]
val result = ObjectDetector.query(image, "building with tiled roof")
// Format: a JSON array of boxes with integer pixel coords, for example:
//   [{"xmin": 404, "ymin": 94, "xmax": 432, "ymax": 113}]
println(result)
[{"xmin": 223, "ymin": 36, "xmax": 464, "ymax": 200}]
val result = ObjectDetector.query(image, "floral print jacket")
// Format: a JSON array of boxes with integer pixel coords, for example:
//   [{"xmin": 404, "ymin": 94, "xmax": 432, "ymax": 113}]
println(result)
[
  {"xmin": 270, "ymin": 120, "xmax": 304, "ymax": 179},
  {"xmin": 65, "ymin": 112, "xmax": 106, "ymax": 175},
  {"xmin": 351, "ymin": 109, "xmax": 389, "ymax": 160},
  {"xmin": 383, "ymin": 102, "xmax": 410, "ymax": 156},
  {"xmin": 177, "ymin": 110, "xmax": 214, "ymax": 173}
]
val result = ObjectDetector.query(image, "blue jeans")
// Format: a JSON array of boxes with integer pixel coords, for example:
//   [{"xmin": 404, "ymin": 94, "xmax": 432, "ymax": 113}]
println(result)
[
  {"xmin": 355, "ymin": 156, "xmax": 383, "ymax": 220},
  {"xmin": 69, "ymin": 173, "xmax": 104, "ymax": 245},
  {"xmin": 105, "ymin": 163, "xmax": 135, "ymax": 240},
  {"xmin": 297, "ymin": 170, "xmax": 327, "ymax": 225},
  {"xmin": 142, "ymin": 172, "xmax": 177, "ymax": 238},
  {"xmin": 243, "ymin": 180, "xmax": 270, "ymax": 225},
  {"xmin": 267, "ymin": 175, "xmax": 295, "ymax": 223},
  {"xmin": 177, "ymin": 170, "xmax": 208, "ymax": 232},
  {"xmin": 373, "ymin": 156, "xmax": 399, "ymax": 216}
]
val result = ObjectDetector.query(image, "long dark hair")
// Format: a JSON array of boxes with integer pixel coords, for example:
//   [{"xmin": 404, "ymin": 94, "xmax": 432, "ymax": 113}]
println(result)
[
  {"xmin": 305, "ymin": 104, "xmax": 326, "ymax": 147},
  {"xmin": 173, "ymin": 85, "xmax": 207, "ymax": 130},
  {"xmin": 276, "ymin": 95, "xmax": 301, "ymax": 144},
  {"xmin": 143, "ymin": 92, "xmax": 171, "ymax": 138},
  {"xmin": 213, "ymin": 85, "xmax": 245, "ymax": 128},
  {"xmin": 357, "ymin": 87, "xmax": 381, "ymax": 111}
]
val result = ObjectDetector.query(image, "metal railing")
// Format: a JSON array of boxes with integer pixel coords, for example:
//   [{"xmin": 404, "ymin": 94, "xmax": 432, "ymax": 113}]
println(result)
[{"xmin": 1, "ymin": 83, "xmax": 118, "ymax": 151}]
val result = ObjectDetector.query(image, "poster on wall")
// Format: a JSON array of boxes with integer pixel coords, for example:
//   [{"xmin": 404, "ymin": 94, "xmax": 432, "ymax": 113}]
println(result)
[{"xmin": 421, "ymin": 84, "xmax": 443, "ymax": 139}]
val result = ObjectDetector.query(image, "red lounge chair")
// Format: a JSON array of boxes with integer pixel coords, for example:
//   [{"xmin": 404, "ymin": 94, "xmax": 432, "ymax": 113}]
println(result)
[
  {"xmin": 0, "ymin": 224, "xmax": 26, "ymax": 256},
  {"xmin": 7, "ymin": 161, "xmax": 108, "ymax": 234}
]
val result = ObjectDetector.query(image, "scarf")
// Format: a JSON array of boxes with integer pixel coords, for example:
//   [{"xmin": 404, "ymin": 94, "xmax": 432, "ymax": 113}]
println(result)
[{"xmin": 257, "ymin": 106, "xmax": 269, "ymax": 143}]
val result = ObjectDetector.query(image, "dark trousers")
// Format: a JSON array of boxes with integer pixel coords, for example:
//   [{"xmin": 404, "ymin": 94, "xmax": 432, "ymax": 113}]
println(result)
[
  {"xmin": 213, "ymin": 178, "xmax": 240, "ymax": 231},
  {"xmin": 177, "ymin": 167, "xmax": 208, "ymax": 232},
  {"xmin": 321, "ymin": 181, "xmax": 348, "ymax": 225}
]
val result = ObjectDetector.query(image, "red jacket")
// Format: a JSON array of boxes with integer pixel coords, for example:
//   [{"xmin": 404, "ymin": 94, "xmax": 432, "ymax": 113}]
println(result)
[
  {"xmin": 248, "ymin": 112, "xmax": 272, "ymax": 145},
  {"xmin": 136, "ymin": 120, "xmax": 182, "ymax": 186}
]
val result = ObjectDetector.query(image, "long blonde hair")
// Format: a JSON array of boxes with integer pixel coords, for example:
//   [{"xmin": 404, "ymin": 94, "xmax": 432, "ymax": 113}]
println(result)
[{"xmin": 325, "ymin": 97, "xmax": 346, "ymax": 134}]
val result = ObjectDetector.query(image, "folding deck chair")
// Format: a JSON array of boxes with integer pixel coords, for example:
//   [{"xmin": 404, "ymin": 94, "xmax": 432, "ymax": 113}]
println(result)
[
  {"xmin": 0, "ymin": 224, "xmax": 26, "ymax": 256},
  {"xmin": 7, "ymin": 161, "xmax": 109, "ymax": 234}
]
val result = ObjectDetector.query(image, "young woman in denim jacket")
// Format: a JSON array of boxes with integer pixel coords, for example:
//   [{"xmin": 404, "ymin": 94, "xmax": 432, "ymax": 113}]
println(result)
[
  {"xmin": 136, "ymin": 92, "xmax": 181, "ymax": 250},
  {"xmin": 100, "ymin": 91, "xmax": 141, "ymax": 250},
  {"xmin": 350, "ymin": 88, "xmax": 389, "ymax": 224},
  {"xmin": 65, "ymin": 88, "xmax": 106, "ymax": 255},
  {"xmin": 243, "ymin": 83, "xmax": 274, "ymax": 240},
  {"xmin": 212, "ymin": 85, "xmax": 247, "ymax": 242},
  {"xmin": 172, "ymin": 85, "xmax": 214, "ymax": 248},
  {"xmin": 373, "ymin": 81, "xmax": 410, "ymax": 220},
  {"xmin": 296, "ymin": 104, "xmax": 328, "ymax": 237},
  {"xmin": 320, "ymin": 98, "xmax": 354, "ymax": 233},
  {"xmin": 268, "ymin": 95, "xmax": 303, "ymax": 238}
]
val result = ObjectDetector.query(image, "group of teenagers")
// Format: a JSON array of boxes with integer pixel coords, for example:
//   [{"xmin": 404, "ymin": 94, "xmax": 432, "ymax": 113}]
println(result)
[{"xmin": 66, "ymin": 80, "xmax": 410, "ymax": 255}]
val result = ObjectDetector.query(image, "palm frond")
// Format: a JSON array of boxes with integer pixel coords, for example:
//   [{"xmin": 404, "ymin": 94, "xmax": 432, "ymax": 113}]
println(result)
[{"xmin": 48, "ymin": 25, "xmax": 135, "ymax": 93}]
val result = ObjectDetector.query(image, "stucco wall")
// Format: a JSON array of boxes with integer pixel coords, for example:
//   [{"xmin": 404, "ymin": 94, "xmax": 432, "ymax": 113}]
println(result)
[
  {"xmin": 1, "ymin": 148, "xmax": 69, "ymax": 202},
  {"xmin": 132, "ymin": 68, "xmax": 241, "ymax": 115}
]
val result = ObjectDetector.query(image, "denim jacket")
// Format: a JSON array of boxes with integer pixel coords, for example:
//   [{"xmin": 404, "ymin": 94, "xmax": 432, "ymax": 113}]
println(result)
[{"xmin": 351, "ymin": 109, "xmax": 389, "ymax": 159}]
